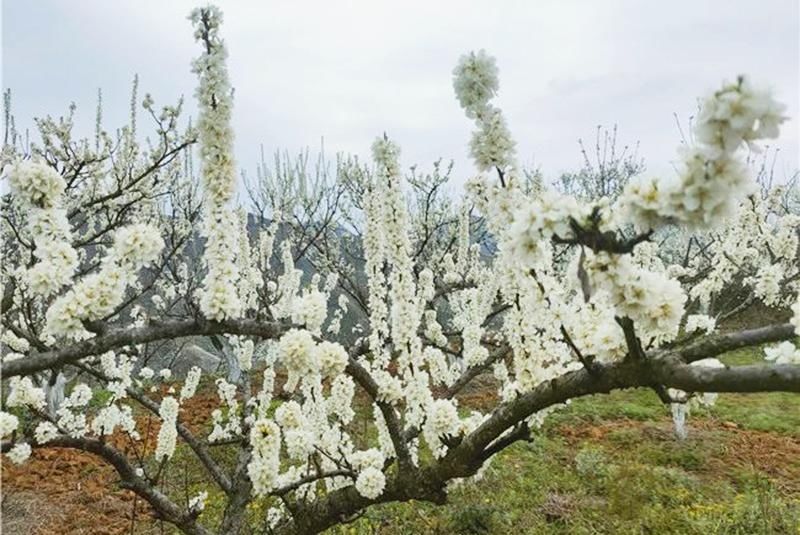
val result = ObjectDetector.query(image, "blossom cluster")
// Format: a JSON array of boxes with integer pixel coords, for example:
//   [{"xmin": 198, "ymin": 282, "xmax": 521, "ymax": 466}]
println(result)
[
  {"xmin": 188, "ymin": 491, "xmax": 208, "ymax": 513},
  {"xmin": 682, "ymin": 191, "xmax": 799, "ymax": 312},
  {"xmin": 43, "ymin": 223, "xmax": 164, "ymax": 342},
  {"xmin": 247, "ymin": 418, "xmax": 281, "ymax": 496},
  {"xmin": 180, "ymin": 366, "xmax": 203, "ymax": 401},
  {"xmin": 55, "ymin": 383, "xmax": 93, "ymax": 438},
  {"xmin": 506, "ymin": 191, "xmax": 587, "ymax": 268},
  {"xmin": 231, "ymin": 337, "xmax": 255, "ymax": 372},
  {"xmin": 362, "ymin": 178, "xmax": 391, "ymax": 362},
  {"xmin": 107, "ymin": 223, "xmax": 165, "ymax": 268},
  {"xmin": 620, "ymin": 77, "xmax": 786, "ymax": 230},
  {"xmin": 290, "ymin": 290, "xmax": 328, "ymax": 333},
  {"xmin": 452, "ymin": 50, "xmax": 498, "ymax": 116},
  {"xmin": 9, "ymin": 161, "xmax": 78, "ymax": 297},
  {"xmin": 584, "ymin": 252, "xmax": 686, "ymax": 344},
  {"xmin": 352, "ymin": 448, "xmax": 387, "ymax": 499},
  {"xmin": 101, "ymin": 351, "xmax": 136, "ymax": 401},
  {"xmin": 422, "ymin": 399, "xmax": 460, "ymax": 458},
  {"xmin": 277, "ymin": 329, "xmax": 348, "ymax": 391},
  {"xmin": 7, "ymin": 443, "xmax": 31, "ymax": 464},
  {"xmin": 208, "ymin": 378, "xmax": 241, "ymax": 442},
  {"xmin": 0, "ymin": 411, "xmax": 19, "ymax": 439},
  {"xmin": 764, "ymin": 341, "xmax": 800, "ymax": 365},
  {"xmin": 190, "ymin": 5, "xmax": 242, "ymax": 321},
  {"xmin": 563, "ymin": 296, "xmax": 627, "ymax": 364},
  {"xmin": 91, "ymin": 403, "xmax": 137, "ymax": 438},
  {"xmin": 8, "ymin": 160, "xmax": 65, "ymax": 206},
  {"xmin": 198, "ymin": 208, "xmax": 241, "ymax": 320},
  {"xmin": 453, "ymin": 51, "xmax": 516, "ymax": 173},
  {"xmin": 155, "ymin": 396, "xmax": 179, "ymax": 461},
  {"xmin": 34, "ymin": 422, "xmax": 59, "ymax": 444},
  {"xmin": 6, "ymin": 376, "xmax": 47, "ymax": 411},
  {"xmin": 685, "ymin": 314, "xmax": 717, "ymax": 334},
  {"xmin": 369, "ymin": 137, "xmax": 423, "ymax": 369}
]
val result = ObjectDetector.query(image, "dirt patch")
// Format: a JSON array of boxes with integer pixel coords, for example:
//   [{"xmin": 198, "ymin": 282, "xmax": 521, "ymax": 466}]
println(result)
[
  {"xmin": 701, "ymin": 423, "xmax": 800, "ymax": 494},
  {"xmin": 1, "ymin": 490, "xmax": 58, "ymax": 534},
  {"xmin": 1, "ymin": 448, "xmax": 158, "ymax": 534},
  {"xmin": 0, "ymin": 382, "xmax": 239, "ymax": 534},
  {"xmin": 557, "ymin": 418, "xmax": 651, "ymax": 443}
]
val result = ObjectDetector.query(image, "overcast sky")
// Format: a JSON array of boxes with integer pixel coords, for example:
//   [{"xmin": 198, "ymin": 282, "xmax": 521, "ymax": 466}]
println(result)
[{"xmin": 3, "ymin": 0, "xmax": 799, "ymax": 189}]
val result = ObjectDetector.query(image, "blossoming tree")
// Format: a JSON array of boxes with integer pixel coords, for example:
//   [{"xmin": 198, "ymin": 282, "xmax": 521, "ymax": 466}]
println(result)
[{"xmin": 2, "ymin": 6, "xmax": 799, "ymax": 535}]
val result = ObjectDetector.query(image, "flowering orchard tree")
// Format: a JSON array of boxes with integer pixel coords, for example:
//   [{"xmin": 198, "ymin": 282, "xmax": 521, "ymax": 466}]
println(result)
[{"xmin": 2, "ymin": 6, "xmax": 800, "ymax": 535}]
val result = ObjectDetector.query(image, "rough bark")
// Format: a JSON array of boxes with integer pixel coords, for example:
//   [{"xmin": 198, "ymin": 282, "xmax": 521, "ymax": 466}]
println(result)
[
  {"xmin": 218, "ymin": 449, "xmax": 253, "ymax": 535},
  {"xmin": 2, "ymin": 318, "xmax": 287, "ymax": 378}
]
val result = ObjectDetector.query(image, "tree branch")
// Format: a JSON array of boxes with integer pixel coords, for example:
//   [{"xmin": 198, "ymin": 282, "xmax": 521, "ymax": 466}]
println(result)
[
  {"xmin": 668, "ymin": 323, "xmax": 795, "ymax": 363},
  {"xmin": 40, "ymin": 436, "xmax": 211, "ymax": 535},
  {"xmin": 2, "ymin": 318, "xmax": 288, "ymax": 378}
]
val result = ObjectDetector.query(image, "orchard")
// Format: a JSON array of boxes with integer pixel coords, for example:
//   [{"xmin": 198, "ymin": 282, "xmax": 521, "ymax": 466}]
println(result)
[{"xmin": 1, "ymin": 5, "xmax": 798, "ymax": 535}]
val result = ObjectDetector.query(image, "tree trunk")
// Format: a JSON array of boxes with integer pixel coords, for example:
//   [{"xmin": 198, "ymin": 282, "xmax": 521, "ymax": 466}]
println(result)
[{"xmin": 218, "ymin": 451, "xmax": 251, "ymax": 534}]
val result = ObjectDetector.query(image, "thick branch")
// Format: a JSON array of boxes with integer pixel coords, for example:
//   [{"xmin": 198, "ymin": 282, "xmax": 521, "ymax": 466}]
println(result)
[
  {"xmin": 2, "ymin": 318, "xmax": 287, "ymax": 378},
  {"xmin": 436, "ymin": 323, "xmax": 800, "ymax": 482},
  {"xmin": 41, "ymin": 436, "xmax": 211, "ymax": 535},
  {"xmin": 670, "ymin": 323, "xmax": 795, "ymax": 363},
  {"xmin": 345, "ymin": 357, "xmax": 412, "ymax": 468},
  {"xmin": 653, "ymin": 360, "xmax": 800, "ymax": 393}
]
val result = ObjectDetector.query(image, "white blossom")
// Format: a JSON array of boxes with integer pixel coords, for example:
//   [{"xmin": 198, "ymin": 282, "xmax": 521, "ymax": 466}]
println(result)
[
  {"xmin": 188, "ymin": 491, "xmax": 208, "ymax": 512},
  {"xmin": 43, "ymin": 224, "xmax": 164, "ymax": 342},
  {"xmin": 619, "ymin": 77, "xmax": 785, "ymax": 231},
  {"xmin": 7, "ymin": 442, "xmax": 32, "ymax": 465},
  {"xmin": 247, "ymin": 418, "xmax": 281, "ymax": 496},
  {"xmin": 355, "ymin": 466, "xmax": 386, "ymax": 499},
  {"xmin": 180, "ymin": 367, "xmax": 203, "ymax": 401},
  {"xmin": 764, "ymin": 341, "xmax": 800, "ymax": 365},
  {"xmin": 91, "ymin": 404, "xmax": 124, "ymax": 436},
  {"xmin": 139, "ymin": 367, "xmax": 155, "ymax": 380},
  {"xmin": 316, "ymin": 341, "xmax": 348, "ymax": 379},
  {"xmin": 108, "ymin": 223, "xmax": 164, "ymax": 268},
  {"xmin": 191, "ymin": 6, "xmax": 243, "ymax": 321},
  {"xmin": 34, "ymin": 422, "xmax": 59, "ymax": 444},
  {"xmin": 6, "ymin": 377, "xmax": 46, "ymax": 410},
  {"xmin": 278, "ymin": 329, "xmax": 317, "ymax": 391},
  {"xmin": 9, "ymin": 160, "xmax": 65, "ymax": 206},
  {"xmin": 423, "ymin": 399, "xmax": 460, "ymax": 458},
  {"xmin": 685, "ymin": 314, "xmax": 717, "ymax": 334},
  {"xmin": 155, "ymin": 396, "xmax": 179, "ymax": 461},
  {"xmin": 453, "ymin": 49, "xmax": 499, "ymax": 117},
  {"xmin": 0, "ymin": 412, "xmax": 19, "ymax": 439},
  {"xmin": 291, "ymin": 290, "xmax": 328, "ymax": 333}
]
